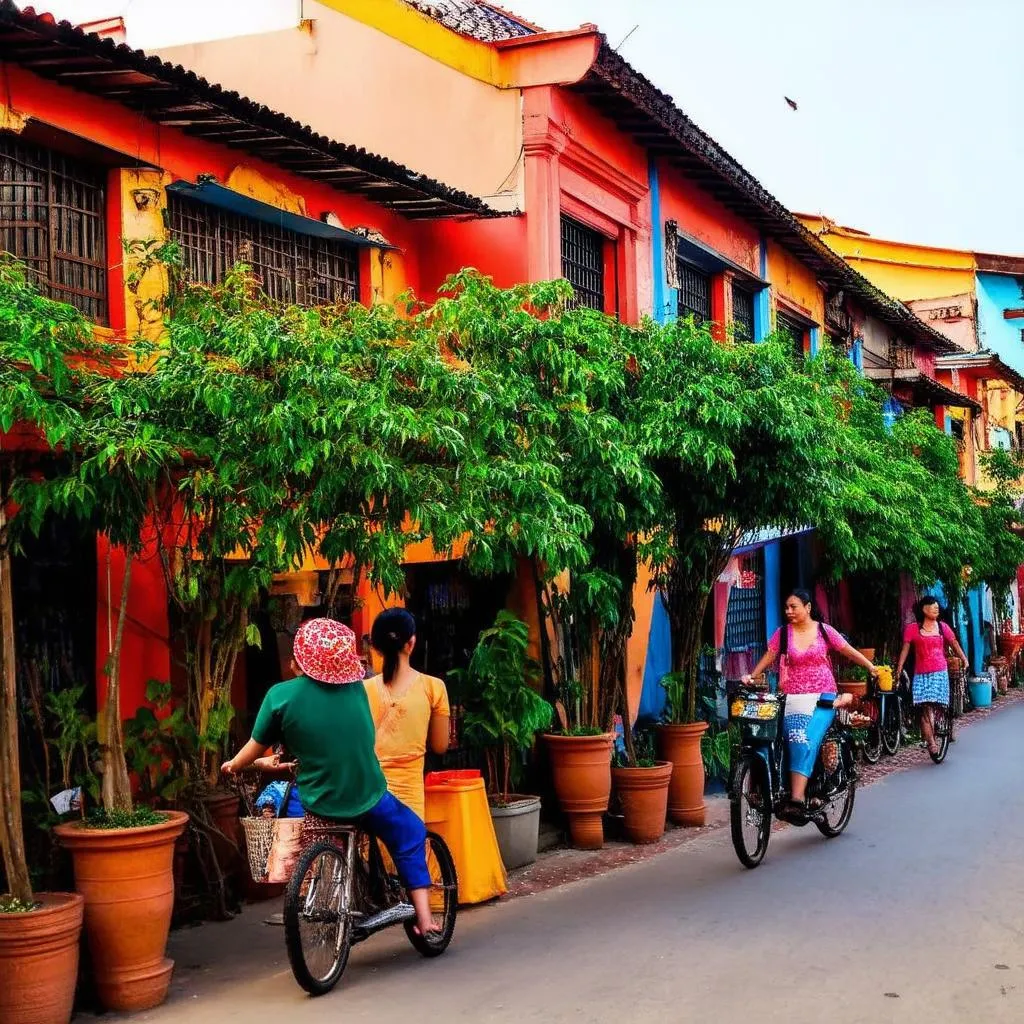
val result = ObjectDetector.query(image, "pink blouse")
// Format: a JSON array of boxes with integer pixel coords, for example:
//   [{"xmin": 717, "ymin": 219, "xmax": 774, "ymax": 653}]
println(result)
[
  {"xmin": 768, "ymin": 622, "xmax": 846, "ymax": 696},
  {"xmin": 903, "ymin": 621, "xmax": 956, "ymax": 675}
]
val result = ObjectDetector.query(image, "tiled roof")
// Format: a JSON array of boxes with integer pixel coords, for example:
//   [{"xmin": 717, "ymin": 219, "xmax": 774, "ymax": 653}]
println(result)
[
  {"xmin": 405, "ymin": 0, "xmax": 535, "ymax": 41},
  {"xmin": 0, "ymin": 2, "xmax": 497, "ymax": 219}
]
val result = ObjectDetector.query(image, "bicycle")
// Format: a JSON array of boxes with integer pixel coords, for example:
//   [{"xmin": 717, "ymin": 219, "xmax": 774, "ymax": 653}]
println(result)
[
  {"xmin": 857, "ymin": 674, "xmax": 902, "ymax": 760},
  {"xmin": 728, "ymin": 684, "xmax": 857, "ymax": 869},
  {"xmin": 283, "ymin": 825, "xmax": 458, "ymax": 996}
]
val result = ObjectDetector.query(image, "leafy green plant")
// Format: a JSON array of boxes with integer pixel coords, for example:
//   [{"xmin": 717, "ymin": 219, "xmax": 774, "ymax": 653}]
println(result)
[
  {"xmin": 46, "ymin": 685, "xmax": 98, "ymax": 799},
  {"xmin": 701, "ymin": 728, "xmax": 733, "ymax": 783},
  {"xmin": 124, "ymin": 680, "xmax": 198, "ymax": 807},
  {"xmin": 0, "ymin": 894, "xmax": 37, "ymax": 913},
  {"xmin": 82, "ymin": 807, "xmax": 167, "ymax": 830},
  {"xmin": 453, "ymin": 612, "xmax": 552, "ymax": 805}
]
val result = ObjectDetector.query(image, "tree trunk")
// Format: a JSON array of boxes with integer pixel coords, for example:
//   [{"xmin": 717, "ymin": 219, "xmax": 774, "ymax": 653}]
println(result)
[
  {"xmin": 0, "ymin": 505, "xmax": 32, "ymax": 902},
  {"xmin": 101, "ymin": 552, "xmax": 133, "ymax": 815}
]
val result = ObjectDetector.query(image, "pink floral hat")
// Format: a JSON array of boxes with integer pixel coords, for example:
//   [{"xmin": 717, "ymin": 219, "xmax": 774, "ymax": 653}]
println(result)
[{"xmin": 292, "ymin": 618, "xmax": 363, "ymax": 685}]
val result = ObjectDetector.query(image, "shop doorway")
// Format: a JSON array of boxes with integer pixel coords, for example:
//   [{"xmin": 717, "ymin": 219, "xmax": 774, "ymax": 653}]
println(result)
[{"xmin": 402, "ymin": 562, "xmax": 512, "ymax": 682}]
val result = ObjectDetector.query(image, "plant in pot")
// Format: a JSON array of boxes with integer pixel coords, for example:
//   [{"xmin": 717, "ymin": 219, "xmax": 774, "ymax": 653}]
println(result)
[
  {"xmin": 16, "ymin": 378, "xmax": 190, "ymax": 1010},
  {"xmin": 611, "ymin": 726, "xmax": 672, "ymax": 845},
  {"xmin": 0, "ymin": 259, "xmax": 102, "ymax": 1024},
  {"xmin": 455, "ymin": 611, "xmax": 552, "ymax": 870}
]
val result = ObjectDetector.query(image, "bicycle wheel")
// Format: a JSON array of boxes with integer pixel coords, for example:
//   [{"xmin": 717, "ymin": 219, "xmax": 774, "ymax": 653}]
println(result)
[
  {"xmin": 815, "ymin": 779, "xmax": 856, "ymax": 837},
  {"xmin": 284, "ymin": 840, "xmax": 353, "ymax": 996},
  {"xmin": 404, "ymin": 832, "xmax": 458, "ymax": 957},
  {"xmin": 729, "ymin": 756, "xmax": 771, "ymax": 869},
  {"xmin": 862, "ymin": 723, "xmax": 882, "ymax": 763},
  {"xmin": 881, "ymin": 695, "xmax": 901, "ymax": 756},
  {"xmin": 930, "ymin": 705, "xmax": 951, "ymax": 764}
]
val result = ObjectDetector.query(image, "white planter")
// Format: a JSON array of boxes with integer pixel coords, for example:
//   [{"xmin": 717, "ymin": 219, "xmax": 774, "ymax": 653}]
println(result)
[{"xmin": 489, "ymin": 795, "xmax": 542, "ymax": 870}]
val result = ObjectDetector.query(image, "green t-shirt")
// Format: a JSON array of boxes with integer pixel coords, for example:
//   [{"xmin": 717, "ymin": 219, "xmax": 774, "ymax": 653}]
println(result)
[{"xmin": 251, "ymin": 676, "xmax": 386, "ymax": 820}]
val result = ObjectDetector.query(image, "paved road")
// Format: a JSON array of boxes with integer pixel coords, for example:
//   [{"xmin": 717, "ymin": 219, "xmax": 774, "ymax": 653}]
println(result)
[{"xmin": 147, "ymin": 703, "xmax": 1024, "ymax": 1024}]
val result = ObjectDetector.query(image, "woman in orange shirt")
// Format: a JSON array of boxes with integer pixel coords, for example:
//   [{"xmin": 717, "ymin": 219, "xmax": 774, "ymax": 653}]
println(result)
[{"xmin": 364, "ymin": 609, "xmax": 450, "ymax": 821}]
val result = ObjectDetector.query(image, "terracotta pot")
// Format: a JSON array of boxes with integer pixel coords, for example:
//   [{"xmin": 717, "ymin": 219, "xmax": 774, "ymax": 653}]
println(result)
[
  {"xmin": 544, "ymin": 733, "xmax": 614, "ymax": 849},
  {"xmin": 202, "ymin": 791, "xmax": 242, "ymax": 877},
  {"xmin": 657, "ymin": 722, "xmax": 709, "ymax": 826},
  {"xmin": 612, "ymin": 761, "xmax": 672, "ymax": 844},
  {"xmin": 838, "ymin": 680, "xmax": 868, "ymax": 703},
  {"xmin": 856, "ymin": 648, "xmax": 876, "ymax": 662},
  {"xmin": 0, "ymin": 893, "xmax": 84, "ymax": 1024},
  {"xmin": 55, "ymin": 811, "xmax": 188, "ymax": 1012}
]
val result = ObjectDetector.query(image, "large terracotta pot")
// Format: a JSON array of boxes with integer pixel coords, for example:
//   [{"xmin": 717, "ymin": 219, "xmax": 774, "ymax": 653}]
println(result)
[
  {"xmin": 856, "ymin": 648, "xmax": 876, "ymax": 663},
  {"xmin": 838, "ymin": 680, "xmax": 868, "ymax": 703},
  {"xmin": 203, "ymin": 790, "xmax": 242, "ymax": 877},
  {"xmin": 612, "ymin": 761, "xmax": 672, "ymax": 844},
  {"xmin": 0, "ymin": 892, "xmax": 84, "ymax": 1024},
  {"xmin": 657, "ymin": 722, "xmax": 709, "ymax": 826},
  {"xmin": 55, "ymin": 811, "xmax": 188, "ymax": 1012},
  {"xmin": 544, "ymin": 733, "xmax": 614, "ymax": 849}
]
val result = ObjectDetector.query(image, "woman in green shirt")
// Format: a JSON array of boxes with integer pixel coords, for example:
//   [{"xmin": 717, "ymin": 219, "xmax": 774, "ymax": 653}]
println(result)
[{"xmin": 222, "ymin": 618, "xmax": 438, "ymax": 937}]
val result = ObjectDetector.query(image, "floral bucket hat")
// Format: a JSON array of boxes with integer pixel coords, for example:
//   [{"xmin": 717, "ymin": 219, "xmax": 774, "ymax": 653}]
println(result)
[{"xmin": 292, "ymin": 618, "xmax": 364, "ymax": 685}]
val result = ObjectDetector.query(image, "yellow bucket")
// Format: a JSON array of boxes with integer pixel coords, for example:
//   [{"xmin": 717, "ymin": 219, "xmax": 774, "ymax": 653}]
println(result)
[{"xmin": 876, "ymin": 666, "xmax": 894, "ymax": 692}]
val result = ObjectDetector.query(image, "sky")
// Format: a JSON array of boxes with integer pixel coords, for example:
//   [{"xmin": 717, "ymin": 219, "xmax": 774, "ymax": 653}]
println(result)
[
  {"xmin": 504, "ymin": 0, "xmax": 1024, "ymax": 255},
  {"xmin": 20, "ymin": 0, "xmax": 1024, "ymax": 254}
]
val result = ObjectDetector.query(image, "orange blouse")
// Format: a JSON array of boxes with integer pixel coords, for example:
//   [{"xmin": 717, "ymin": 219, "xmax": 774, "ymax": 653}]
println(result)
[{"xmin": 364, "ymin": 672, "xmax": 449, "ymax": 820}]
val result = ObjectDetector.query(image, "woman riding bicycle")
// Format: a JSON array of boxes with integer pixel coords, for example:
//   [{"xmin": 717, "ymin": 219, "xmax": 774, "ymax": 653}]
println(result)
[
  {"xmin": 744, "ymin": 589, "xmax": 878, "ymax": 816},
  {"xmin": 222, "ymin": 617, "xmax": 439, "ymax": 937},
  {"xmin": 895, "ymin": 596, "xmax": 968, "ymax": 758}
]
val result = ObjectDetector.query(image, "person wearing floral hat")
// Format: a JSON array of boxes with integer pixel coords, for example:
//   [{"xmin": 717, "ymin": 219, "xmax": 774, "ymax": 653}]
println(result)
[{"xmin": 222, "ymin": 617, "xmax": 439, "ymax": 937}]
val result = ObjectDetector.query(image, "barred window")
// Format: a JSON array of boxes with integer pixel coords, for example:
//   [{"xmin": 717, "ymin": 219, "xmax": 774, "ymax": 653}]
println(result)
[
  {"xmin": 732, "ymin": 284, "xmax": 755, "ymax": 340},
  {"xmin": 560, "ymin": 214, "xmax": 606, "ymax": 311},
  {"xmin": 777, "ymin": 312, "xmax": 806, "ymax": 358},
  {"xmin": 0, "ymin": 134, "xmax": 108, "ymax": 322},
  {"xmin": 168, "ymin": 193, "xmax": 359, "ymax": 306},
  {"xmin": 677, "ymin": 260, "xmax": 711, "ymax": 322}
]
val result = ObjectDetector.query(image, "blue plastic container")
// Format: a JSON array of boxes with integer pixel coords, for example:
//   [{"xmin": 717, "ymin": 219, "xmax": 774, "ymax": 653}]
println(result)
[{"xmin": 969, "ymin": 678, "xmax": 993, "ymax": 709}]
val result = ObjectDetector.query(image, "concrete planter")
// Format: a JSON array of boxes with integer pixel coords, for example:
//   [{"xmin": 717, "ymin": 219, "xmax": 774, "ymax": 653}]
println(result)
[{"xmin": 489, "ymin": 795, "xmax": 542, "ymax": 870}]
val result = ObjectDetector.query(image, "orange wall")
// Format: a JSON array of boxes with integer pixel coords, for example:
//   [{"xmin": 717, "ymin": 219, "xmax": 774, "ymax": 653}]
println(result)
[
  {"xmin": 657, "ymin": 159, "xmax": 760, "ymax": 276},
  {"xmin": 767, "ymin": 240, "xmax": 825, "ymax": 326}
]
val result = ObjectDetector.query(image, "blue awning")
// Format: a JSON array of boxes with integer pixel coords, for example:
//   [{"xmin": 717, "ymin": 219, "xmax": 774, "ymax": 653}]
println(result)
[{"xmin": 167, "ymin": 179, "xmax": 394, "ymax": 249}]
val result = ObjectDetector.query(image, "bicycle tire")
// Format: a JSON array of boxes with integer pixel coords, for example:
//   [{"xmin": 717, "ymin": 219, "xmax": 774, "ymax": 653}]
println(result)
[
  {"xmin": 881, "ymin": 695, "xmax": 901, "ymax": 756},
  {"xmin": 284, "ymin": 840, "xmax": 353, "ymax": 997},
  {"xmin": 404, "ymin": 832, "xmax": 458, "ymax": 957},
  {"xmin": 930, "ymin": 705, "xmax": 951, "ymax": 764},
  {"xmin": 729, "ymin": 757, "xmax": 771, "ymax": 869},
  {"xmin": 862, "ymin": 724, "xmax": 882, "ymax": 763},
  {"xmin": 815, "ymin": 780, "xmax": 856, "ymax": 837}
]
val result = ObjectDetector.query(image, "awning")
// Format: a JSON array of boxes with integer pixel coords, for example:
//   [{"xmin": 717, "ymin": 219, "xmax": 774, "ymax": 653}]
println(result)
[
  {"xmin": 864, "ymin": 367, "xmax": 981, "ymax": 412},
  {"xmin": 935, "ymin": 351, "xmax": 1024, "ymax": 395},
  {"xmin": 167, "ymin": 179, "xmax": 396, "ymax": 249}
]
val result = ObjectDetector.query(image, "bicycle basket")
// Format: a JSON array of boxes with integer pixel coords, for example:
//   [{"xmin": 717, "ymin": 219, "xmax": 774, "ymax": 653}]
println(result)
[
  {"xmin": 729, "ymin": 688, "xmax": 785, "ymax": 742},
  {"xmin": 241, "ymin": 816, "xmax": 276, "ymax": 883}
]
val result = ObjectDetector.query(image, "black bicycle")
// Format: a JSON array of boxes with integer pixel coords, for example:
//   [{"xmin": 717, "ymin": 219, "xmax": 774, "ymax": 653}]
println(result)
[
  {"xmin": 729, "ymin": 685, "xmax": 857, "ymax": 869},
  {"xmin": 284, "ymin": 826, "xmax": 457, "ymax": 996}
]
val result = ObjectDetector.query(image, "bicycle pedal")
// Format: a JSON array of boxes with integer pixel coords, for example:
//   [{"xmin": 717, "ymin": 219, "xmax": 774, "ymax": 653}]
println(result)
[{"xmin": 357, "ymin": 903, "xmax": 416, "ymax": 935}]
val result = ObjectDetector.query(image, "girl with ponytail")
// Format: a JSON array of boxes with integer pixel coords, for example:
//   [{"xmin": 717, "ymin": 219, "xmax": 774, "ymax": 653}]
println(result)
[{"xmin": 365, "ymin": 608, "xmax": 450, "ymax": 820}]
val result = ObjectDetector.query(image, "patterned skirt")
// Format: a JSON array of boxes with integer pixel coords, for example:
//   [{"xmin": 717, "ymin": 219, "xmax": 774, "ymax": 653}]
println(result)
[{"xmin": 912, "ymin": 669, "xmax": 950, "ymax": 706}]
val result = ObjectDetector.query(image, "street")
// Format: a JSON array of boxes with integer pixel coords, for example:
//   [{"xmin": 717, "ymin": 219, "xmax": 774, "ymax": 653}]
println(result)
[{"xmin": 139, "ymin": 702, "xmax": 1024, "ymax": 1024}]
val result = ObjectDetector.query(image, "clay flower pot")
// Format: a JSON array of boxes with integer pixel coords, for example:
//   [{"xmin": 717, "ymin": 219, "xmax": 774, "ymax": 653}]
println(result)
[
  {"xmin": 856, "ymin": 648, "xmax": 876, "ymax": 663},
  {"xmin": 838, "ymin": 679, "xmax": 868, "ymax": 703},
  {"xmin": 612, "ymin": 760, "xmax": 672, "ymax": 844},
  {"xmin": 55, "ymin": 811, "xmax": 188, "ymax": 1012},
  {"xmin": 657, "ymin": 722, "xmax": 709, "ymax": 826},
  {"xmin": 544, "ymin": 733, "xmax": 614, "ymax": 849},
  {"xmin": 202, "ymin": 790, "xmax": 242, "ymax": 878},
  {"xmin": 0, "ymin": 893, "xmax": 84, "ymax": 1024}
]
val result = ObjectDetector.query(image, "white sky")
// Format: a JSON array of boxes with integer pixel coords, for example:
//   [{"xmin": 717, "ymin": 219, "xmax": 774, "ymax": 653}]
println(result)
[
  {"xmin": 507, "ymin": 0, "xmax": 1024, "ymax": 254},
  {"xmin": 22, "ymin": 0, "xmax": 1024, "ymax": 254}
]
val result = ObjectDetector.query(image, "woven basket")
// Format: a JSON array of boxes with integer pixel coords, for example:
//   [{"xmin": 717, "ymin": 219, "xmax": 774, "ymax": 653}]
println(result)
[{"xmin": 241, "ymin": 816, "xmax": 276, "ymax": 883}]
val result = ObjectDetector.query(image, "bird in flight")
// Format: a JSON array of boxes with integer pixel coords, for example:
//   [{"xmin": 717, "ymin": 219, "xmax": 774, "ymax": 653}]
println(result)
[{"xmin": 784, "ymin": 96, "xmax": 798, "ymax": 111}]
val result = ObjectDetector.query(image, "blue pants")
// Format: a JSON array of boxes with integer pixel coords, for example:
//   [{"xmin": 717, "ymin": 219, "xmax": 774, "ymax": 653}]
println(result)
[
  {"xmin": 358, "ymin": 791, "xmax": 432, "ymax": 892},
  {"xmin": 784, "ymin": 696, "xmax": 836, "ymax": 779}
]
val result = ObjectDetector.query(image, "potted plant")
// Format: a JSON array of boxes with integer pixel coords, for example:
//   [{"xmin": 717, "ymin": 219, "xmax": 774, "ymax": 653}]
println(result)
[
  {"xmin": 611, "ymin": 728, "xmax": 672, "ymax": 845},
  {"xmin": 0, "ymin": 259, "xmax": 92, "ymax": 1024},
  {"xmin": 655, "ymin": 670, "xmax": 710, "ymax": 827},
  {"xmin": 456, "ymin": 611, "xmax": 552, "ymax": 869}
]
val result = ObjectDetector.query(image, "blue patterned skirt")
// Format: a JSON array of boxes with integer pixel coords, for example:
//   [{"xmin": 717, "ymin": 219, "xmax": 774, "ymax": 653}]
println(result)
[{"xmin": 912, "ymin": 669, "xmax": 949, "ymax": 706}]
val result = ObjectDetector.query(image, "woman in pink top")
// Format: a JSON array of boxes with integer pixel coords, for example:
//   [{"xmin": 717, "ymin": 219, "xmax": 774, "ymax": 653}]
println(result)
[
  {"xmin": 895, "ymin": 596, "xmax": 968, "ymax": 757},
  {"xmin": 745, "ymin": 589, "xmax": 877, "ymax": 814}
]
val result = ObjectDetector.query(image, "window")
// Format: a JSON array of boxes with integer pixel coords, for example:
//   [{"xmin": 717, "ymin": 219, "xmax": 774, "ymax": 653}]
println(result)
[
  {"xmin": 560, "ymin": 214, "xmax": 606, "ymax": 311},
  {"xmin": 777, "ymin": 312, "xmax": 806, "ymax": 358},
  {"xmin": 677, "ymin": 259, "xmax": 711, "ymax": 322},
  {"xmin": 732, "ymin": 283, "xmax": 755, "ymax": 340},
  {"xmin": 168, "ymin": 193, "xmax": 359, "ymax": 306},
  {"xmin": 0, "ymin": 134, "xmax": 108, "ymax": 322}
]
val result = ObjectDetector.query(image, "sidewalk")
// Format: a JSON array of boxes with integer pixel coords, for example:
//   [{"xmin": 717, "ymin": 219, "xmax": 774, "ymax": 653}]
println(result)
[{"xmin": 77, "ymin": 686, "xmax": 1024, "ymax": 1019}]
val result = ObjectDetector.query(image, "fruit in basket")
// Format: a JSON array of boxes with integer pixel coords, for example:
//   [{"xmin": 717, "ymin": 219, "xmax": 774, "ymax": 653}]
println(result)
[
  {"xmin": 730, "ymin": 699, "xmax": 745, "ymax": 718},
  {"xmin": 757, "ymin": 703, "xmax": 775, "ymax": 719}
]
